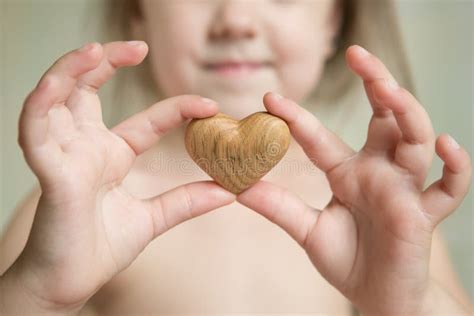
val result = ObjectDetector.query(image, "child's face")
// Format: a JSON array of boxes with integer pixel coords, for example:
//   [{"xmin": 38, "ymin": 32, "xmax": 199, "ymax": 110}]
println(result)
[{"xmin": 133, "ymin": 0, "xmax": 340, "ymax": 118}]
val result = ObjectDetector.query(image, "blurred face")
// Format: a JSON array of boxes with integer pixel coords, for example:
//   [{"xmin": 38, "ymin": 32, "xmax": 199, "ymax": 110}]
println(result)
[{"xmin": 133, "ymin": 0, "xmax": 340, "ymax": 119}]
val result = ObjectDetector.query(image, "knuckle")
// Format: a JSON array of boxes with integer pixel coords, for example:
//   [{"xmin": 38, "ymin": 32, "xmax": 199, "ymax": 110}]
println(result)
[
  {"xmin": 75, "ymin": 80, "xmax": 100, "ymax": 94},
  {"xmin": 182, "ymin": 184, "xmax": 194, "ymax": 217},
  {"xmin": 154, "ymin": 197, "xmax": 169, "ymax": 233},
  {"xmin": 402, "ymin": 131, "xmax": 429, "ymax": 146},
  {"xmin": 55, "ymin": 44, "xmax": 102, "ymax": 74},
  {"xmin": 22, "ymin": 90, "xmax": 38, "ymax": 111},
  {"xmin": 106, "ymin": 55, "xmax": 120, "ymax": 70},
  {"xmin": 148, "ymin": 116, "xmax": 166, "ymax": 137},
  {"xmin": 17, "ymin": 123, "xmax": 32, "ymax": 152},
  {"xmin": 38, "ymin": 74, "xmax": 57, "ymax": 91},
  {"xmin": 73, "ymin": 42, "xmax": 101, "ymax": 60}
]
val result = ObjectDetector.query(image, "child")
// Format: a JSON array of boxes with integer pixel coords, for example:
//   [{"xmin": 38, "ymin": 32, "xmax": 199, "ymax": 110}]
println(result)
[{"xmin": 1, "ymin": 0, "xmax": 472, "ymax": 315}]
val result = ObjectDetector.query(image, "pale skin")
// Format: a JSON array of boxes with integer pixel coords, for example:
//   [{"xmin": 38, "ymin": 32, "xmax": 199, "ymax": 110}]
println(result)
[{"xmin": 0, "ymin": 0, "xmax": 473, "ymax": 315}]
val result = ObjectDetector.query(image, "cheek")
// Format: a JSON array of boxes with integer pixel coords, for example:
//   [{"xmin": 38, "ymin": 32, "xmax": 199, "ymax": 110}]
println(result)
[
  {"xmin": 145, "ymin": 17, "xmax": 203, "ymax": 97},
  {"xmin": 149, "ymin": 37, "xmax": 193, "ymax": 97},
  {"xmin": 271, "ymin": 14, "xmax": 332, "ymax": 102}
]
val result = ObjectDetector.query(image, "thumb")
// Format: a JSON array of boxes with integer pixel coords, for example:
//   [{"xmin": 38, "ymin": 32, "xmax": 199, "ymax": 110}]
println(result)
[
  {"xmin": 237, "ymin": 180, "xmax": 320, "ymax": 248},
  {"xmin": 237, "ymin": 180, "xmax": 357, "ymax": 289},
  {"xmin": 144, "ymin": 181, "xmax": 235, "ymax": 237}
]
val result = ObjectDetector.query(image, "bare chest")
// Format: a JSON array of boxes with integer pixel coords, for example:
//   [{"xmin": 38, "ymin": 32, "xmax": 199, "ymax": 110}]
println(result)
[{"xmin": 88, "ymin": 147, "xmax": 352, "ymax": 315}]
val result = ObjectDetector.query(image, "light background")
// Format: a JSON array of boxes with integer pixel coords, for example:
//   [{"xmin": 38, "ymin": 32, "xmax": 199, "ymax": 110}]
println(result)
[{"xmin": 1, "ymin": 0, "xmax": 473, "ymax": 299}]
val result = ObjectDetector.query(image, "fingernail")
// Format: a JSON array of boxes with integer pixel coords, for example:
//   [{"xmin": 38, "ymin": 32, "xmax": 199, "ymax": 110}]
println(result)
[
  {"xmin": 356, "ymin": 45, "xmax": 370, "ymax": 57},
  {"xmin": 272, "ymin": 92, "xmax": 284, "ymax": 101},
  {"xmin": 201, "ymin": 97, "xmax": 217, "ymax": 105},
  {"xmin": 447, "ymin": 135, "xmax": 460, "ymax": 149},
  {"xmin": 126, "ymin": 40, "xmax": 144, "ymax": 47}
]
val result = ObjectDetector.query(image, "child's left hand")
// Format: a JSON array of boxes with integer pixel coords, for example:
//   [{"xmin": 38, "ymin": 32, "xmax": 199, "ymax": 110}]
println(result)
[{"xmin": 237, "ymin": 45, "xmax": 472, "ymax": 315}]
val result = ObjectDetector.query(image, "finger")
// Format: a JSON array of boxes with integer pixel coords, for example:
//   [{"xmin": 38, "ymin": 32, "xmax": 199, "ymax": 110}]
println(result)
[
  {"xmin": 67, "ymin": 41, "xmax": 149, "ymax": 124},
  {"xmin": 19, "ymin": 42, "xmax": 103, "ymax": 149},
  {"xmin": 363, "ymin": 111, "xmax": 402, "ymax": 157},
  {"xmin": 263, "ymin": 92, "xmax": 354, "ymax": 173},
  {"xmin": 347, "ymin": 45, "xmax": 435, "ymax": 181},
  {"xmin": 346, "ymin": 45, "xmax": 397, "ymax": 83},
  {"xmin": 111, "ymin": 95, "xmax": 219, "ymax": 156},
  {"xmin": 145, "ymin": 181, "xmax": 235, "ymax": 237},
  {"xmin": 370, "ymin": 78, "xmax": 436, "ymax": 184},
  {"xmin": 421, "ymin": 134, "xmax": 472, "ymax": 224},
  {"xmin": 237, "ymin": 180, "xmax": 320, "ymax": 248},
  {"xmin": 347, "ymin": 45, "xmax": 406, "ymax": 155},
  {"xmin": 237, "ymin": 181, "xmax": 359, "ymax": 287},
  {"xmin": 346, "ymin": 45, "xmax": 402, "ymax": 154}
]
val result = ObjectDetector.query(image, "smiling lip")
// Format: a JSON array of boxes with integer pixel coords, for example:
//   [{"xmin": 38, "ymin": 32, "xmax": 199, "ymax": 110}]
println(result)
[{"xmin": 204, "ymin": 61, "xmax": 270, "ymax": 77}]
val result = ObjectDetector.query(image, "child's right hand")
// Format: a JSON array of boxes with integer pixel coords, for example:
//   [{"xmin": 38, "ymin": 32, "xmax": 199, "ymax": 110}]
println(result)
[{"xmin": 7, "ymin": 41, "xmax": 235, "ymax": 312}]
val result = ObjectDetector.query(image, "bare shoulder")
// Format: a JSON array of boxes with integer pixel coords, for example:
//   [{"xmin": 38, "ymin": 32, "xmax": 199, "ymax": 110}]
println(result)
[{"xmin": 0, "ymin": 183, "xmax": 42, "ymax": 274}]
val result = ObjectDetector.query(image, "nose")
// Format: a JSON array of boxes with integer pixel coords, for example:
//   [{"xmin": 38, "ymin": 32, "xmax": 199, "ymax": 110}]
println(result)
[{"xmin": 209, "ymin": 0, "xmax": 257, "ymax": 41}]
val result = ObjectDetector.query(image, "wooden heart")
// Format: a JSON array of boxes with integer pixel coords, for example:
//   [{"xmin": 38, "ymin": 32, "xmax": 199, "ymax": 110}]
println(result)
[{"xmin": 185, "ymin": 111, "xmax": 291, "ymax": 194}]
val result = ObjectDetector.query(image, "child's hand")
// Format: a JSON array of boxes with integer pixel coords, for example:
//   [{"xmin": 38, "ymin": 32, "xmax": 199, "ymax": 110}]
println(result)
[
  {"xmin": 237, "ymin": 45, "xmax": 472, "ymax": 315},
  {"xmin": 10, "ymin": 41, "xmax": 235, "ymax": 312}
]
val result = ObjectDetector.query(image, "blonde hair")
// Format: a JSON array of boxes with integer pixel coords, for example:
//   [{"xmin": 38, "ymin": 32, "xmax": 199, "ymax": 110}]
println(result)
[{"xmin": 95, "ymin": 0, "xmax": 415, "ymax": 149}]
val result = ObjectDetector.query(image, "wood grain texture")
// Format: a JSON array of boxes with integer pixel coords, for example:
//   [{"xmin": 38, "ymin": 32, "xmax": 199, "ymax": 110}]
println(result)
[{"xmin": 185, "ymin": 111, "xmax": 291, "ymax": 194}]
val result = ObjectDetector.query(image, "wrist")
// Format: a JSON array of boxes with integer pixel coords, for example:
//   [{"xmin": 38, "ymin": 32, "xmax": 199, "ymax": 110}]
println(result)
[
  {"xmin": 359, "ymin": 279, "xmax": 472, "ymax": 316},
  {"xmin": 0, "ymin": 262, "xmax": 83, "ymax": 316},
  {"xmin": 418, "ymin": 278, "xmax": 472, "ymax": 315}
]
